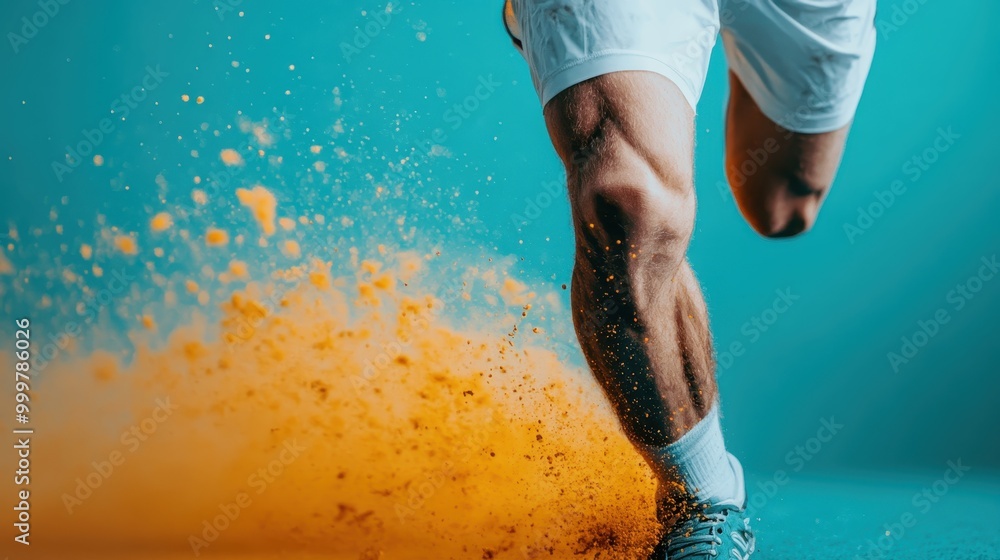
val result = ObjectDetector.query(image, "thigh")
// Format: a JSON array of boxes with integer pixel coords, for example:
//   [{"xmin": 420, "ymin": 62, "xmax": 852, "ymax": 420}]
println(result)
[
  {"xmin": 507, "ymin": 0, "xmax": 720, "ymax": 112},
  {"xmin": 543, "ymin": 71, "xmax": 696, "ymax": 204},
  {"xmin": 724, "ymin": 70, "xmax": 849, "ymax": 236}
]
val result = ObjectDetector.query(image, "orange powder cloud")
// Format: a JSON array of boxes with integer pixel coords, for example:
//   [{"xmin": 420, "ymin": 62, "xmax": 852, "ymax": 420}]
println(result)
[{"xmin": 1, "ymin": 259, "xmax": 660, "ymax": 559}]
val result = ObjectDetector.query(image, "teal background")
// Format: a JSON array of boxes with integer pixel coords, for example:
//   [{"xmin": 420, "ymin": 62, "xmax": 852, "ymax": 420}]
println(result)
[{"xmin": 1, "ymin": 0, "xmax": 998, "ymax": 484}]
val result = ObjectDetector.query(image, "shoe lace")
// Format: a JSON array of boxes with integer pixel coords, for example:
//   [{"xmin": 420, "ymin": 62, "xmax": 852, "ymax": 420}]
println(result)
[{"xmin": 665, "ymin": 504, "xmax": 753, "ymax": 560}]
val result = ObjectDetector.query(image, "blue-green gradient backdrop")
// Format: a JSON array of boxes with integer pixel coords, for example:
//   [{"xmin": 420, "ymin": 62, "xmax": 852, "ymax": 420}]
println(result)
[{"xmin": 1, "ymin": 0, "xmax": 997, "ymax": 481}]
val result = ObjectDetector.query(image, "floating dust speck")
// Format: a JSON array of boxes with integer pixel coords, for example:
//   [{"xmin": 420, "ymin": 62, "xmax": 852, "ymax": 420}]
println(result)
[
  {"xmin": 228, "ymin": 260, "xmax": 248, "ymax": 278},
  {"xmin": 150, "ymin": 212, "xmax": 172, "ymax": 232},
  {"xmin": 205, "ymin": 228, "xmax": 229, "ymax": 247},
  {"xmin": 114, "ymin": 235, "xmax": 138, "ymax": 255},
  {"xmin": 282, "ymin": 240, "xmax": 301, "ymax": 258},
  {"xmin": 192, "ymin": 189, "xmax": 208, "ymax": 205},
  {"xmin": 220, "ymin": 148, "xmax": 244, "ymax": 167}
]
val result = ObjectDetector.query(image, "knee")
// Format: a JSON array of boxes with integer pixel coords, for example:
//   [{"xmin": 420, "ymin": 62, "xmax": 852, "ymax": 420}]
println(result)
[
  {"xmin": 574, "ymin": 169, "xmax": 695, "ymax": 270},
  {"xmin": 734, "ymin": 170, "xmax": 828, "ymax": 239}
]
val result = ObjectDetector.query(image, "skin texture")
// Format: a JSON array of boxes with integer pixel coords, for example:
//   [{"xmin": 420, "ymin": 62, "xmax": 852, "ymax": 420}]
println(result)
[
  {"xmin": 541, "ymin": 70, "xmax": 852, "ymax": 456},
  {"xmin": 725, "ymin": 71, "xmax": 851, "ymax": 238},
  {"xmin": 544, "ymin": 72, "xmax": 712, "ymax": 448}
]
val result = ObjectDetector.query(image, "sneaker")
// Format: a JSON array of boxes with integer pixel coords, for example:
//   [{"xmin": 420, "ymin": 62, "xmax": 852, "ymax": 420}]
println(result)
[{"xmin": 649, "ymin": 499, "xmax": 756, "ymax": 560}]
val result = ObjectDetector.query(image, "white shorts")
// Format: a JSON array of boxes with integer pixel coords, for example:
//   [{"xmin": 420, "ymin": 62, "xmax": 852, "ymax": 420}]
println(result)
[{"xmin": 504, "ymin": 0, "xmax": 877, "ymax": 133}]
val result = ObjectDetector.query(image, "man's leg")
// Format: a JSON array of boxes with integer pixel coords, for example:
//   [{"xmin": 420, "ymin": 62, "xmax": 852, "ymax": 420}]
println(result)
[
  {"xmin": 543, "ymin": 72, "xmax": 744, "ymax": 518},
  {"xmin": 545, "ymin": 71, "xmax": 711, "ymax": 442},
  {"xmin": 724, "ymin": 72, "xmax": 851, "ymax": 238}
]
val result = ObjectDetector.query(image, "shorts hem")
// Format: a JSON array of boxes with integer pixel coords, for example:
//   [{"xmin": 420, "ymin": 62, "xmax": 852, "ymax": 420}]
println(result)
[
  {"xmin": 753, "ymin": 94, "xmax": 858, "ymax": 134},
  {"xmin": 727, "ymin": 49, "xmax": 864, "ymax": 134},
  {"xmin": 539, "ymin": 52, "xmax": 700, "ymax": 112}
]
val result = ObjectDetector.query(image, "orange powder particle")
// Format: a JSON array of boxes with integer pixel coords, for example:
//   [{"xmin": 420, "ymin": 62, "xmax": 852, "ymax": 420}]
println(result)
[
  {"xmin": 236, "ymin": 186, "xmax": 277, "ymax": 235},
  {"xmin": 252, "ymin": 125, "xmax": 273, "ymax": 146},
  {"xmin": 185, "ymin": 280, "xmax": 199, "ymax": 293},
  {"xmin": 0, "ymin": 250, "xmax": 12, "ymax": 276},
  {"xmin": 141, "ymin": 315, "xmax": 156, "ymax": 330},
  {"xmin": 93, "ymin": 154, "xmax": 104, "ymax": 166},
  {"xmin": 80, "ymin": 244, "xmax": 93, "ymax": 260},
  {"xmin": 228, "ymin": 260, "xmax": 248, "ymax": 278},
  {"xmin": 205, "ymin": 228, "xmax": 229, "ymax": 247},
  {"xmin": 278, "ymin": 217, "xmax": 295, "ymax": 231},
  {"xmin": 282, "ymin": 240, "xmax": 301, "ymax": 258},
  {"xmin": 114, "ymin": 235, "xmax": 138, "ymax": 255},
  {"xmin": 500, "ymin": 276, "xmax": 536, "ymax": 307},
  {"xmin": 150, "ymin": 212, "xmax": 172, "ymax": 232},
  {"xmin": 220, "ymin": 148, "xmax": 244, "ymax": 166},
  {"xmin": 372, "ymin": 273, "xmax": 394, "ymax": 291},
  {"xmin": 309, "ymin": 270, "xmax": 331, "ymax": 290}
]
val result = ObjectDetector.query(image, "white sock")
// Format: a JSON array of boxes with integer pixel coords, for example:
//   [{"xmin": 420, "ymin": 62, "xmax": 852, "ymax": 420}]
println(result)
[{"xmin": 639, "ymin": 403, "xmax": 746, "ymax": 505}]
